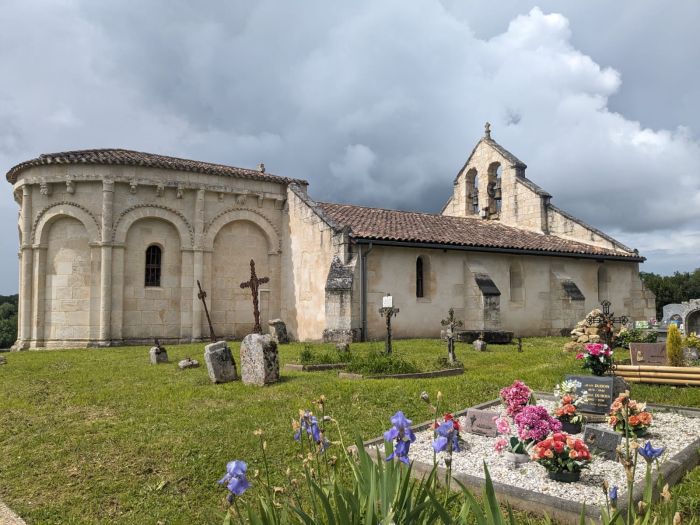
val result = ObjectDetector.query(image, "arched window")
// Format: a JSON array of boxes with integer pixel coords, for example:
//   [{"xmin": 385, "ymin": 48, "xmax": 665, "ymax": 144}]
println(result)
[
  {"xmin": 509, "ymin": 263, "xmax": 524, "ymax": 303},
  {"xmin": 416, "ymin": 257, "xmax": 424, "ymax": 298},
  {"xmin": 597, "ymin": 266, "xmax": 608, "ymax": 302},
  {"xmin": 145, "ymin": 245, "xmax": 162, "ymax": 287},
  {"xmin": 471, "ymin": 173, "xmax": 479, "ymax": 214}
]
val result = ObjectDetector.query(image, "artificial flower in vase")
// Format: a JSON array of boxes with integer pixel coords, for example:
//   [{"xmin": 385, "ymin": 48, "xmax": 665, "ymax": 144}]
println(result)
[
  {"xmin": 532, "ymin": 432, "xmax": 591, "ymax": 483},
  {"xmin": 608, "ymin": 391, "xmax": 652, "ymax": 437},
  {"xmin": 575, "ymin": 343, "xmax": 613, "ymax": 376},
  {"xmin": 495, "ymin": 404, "xmax": 562, "ymax": 464},
  {"xmin": 553, "ymin": 380, "xmax": 588, "ymax": 434}
]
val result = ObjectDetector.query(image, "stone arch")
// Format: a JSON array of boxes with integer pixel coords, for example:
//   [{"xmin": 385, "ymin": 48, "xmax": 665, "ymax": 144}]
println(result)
[
  {"xmin": 203, "ymin": 208, "xmax": 281, "ymax": 253},
  {"xmin": 685, "ymin": 309, "xmax": 700, "ymax": 335},
  {"xmin": 32, "ymin": 201, "xmax": 101, "ymax": 245},
  {"xmin": 465, "ymin": 168, "xmax": 479, "ymax": 215},
  {"xmin": 487, "ymin": 162, "xmax": 502, "ymax": 214},
  {"xmin": 113, "ymin": 204, "xmax": 194, "ymax": 248}
]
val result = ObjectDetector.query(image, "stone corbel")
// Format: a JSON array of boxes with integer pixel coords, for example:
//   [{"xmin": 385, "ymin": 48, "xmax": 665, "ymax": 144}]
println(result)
[
  {"xmin": 257, "ymin": 193, "xmax": 264, "ymax": 208},
  {"xmin": 218, "ymin": 191, "xmax": 225, "ymax": 201},
  {"xmin": 66, "ymin": 179, "xmax": 75, "ymax": 195},
  {"xmin": 176, "ymin": 184, "xmax": 184, "ymax": 199},
  {"xmin": 156, "ymin": 183, "xmax": 165, "ymax": 197},
  {"xmin": 235, "ymin": 192, "xmax": 247, "ymax": 206},
  {"xmin": 40, "ymin": 180, "xmax": 51, "ymax": 196},
  {"xmin": 129, "ymin": 179, "xmax": 138, "ymax": 194},
  {"xmin": 274, "ymin": 195, "xmax": 286, "ymax": 210}
]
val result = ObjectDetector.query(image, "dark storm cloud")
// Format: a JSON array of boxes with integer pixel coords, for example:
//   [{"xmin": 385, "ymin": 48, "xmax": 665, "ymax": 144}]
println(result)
[{"xmin": 0, "ymin": 0, "xmax": 698, "ymax": 292}]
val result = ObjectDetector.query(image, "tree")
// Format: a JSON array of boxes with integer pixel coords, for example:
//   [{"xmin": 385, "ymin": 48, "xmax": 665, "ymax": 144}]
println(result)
[{"xmin": 640, "ymin": 268, "xmax": 700, "ymax": 320}]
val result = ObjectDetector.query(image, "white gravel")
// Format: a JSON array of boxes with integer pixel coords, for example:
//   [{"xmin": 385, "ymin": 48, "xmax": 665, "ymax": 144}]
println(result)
[{"xmin": 371, "ymin": 401, "xmax": 700, "ymax": 508}]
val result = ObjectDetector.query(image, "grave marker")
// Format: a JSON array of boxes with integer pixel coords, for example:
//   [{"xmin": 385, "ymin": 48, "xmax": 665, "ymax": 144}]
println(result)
[
  {"xmin": 240, "ymin": 333, "xmax": 280, "ymax": 386},
  {"xmin": 464, "ymin": 409, "xmax": 499, "ymax": 437},
  {"xmin": 629, "ymin": 342, "xmax": 667, "ymax": 365},
  {"xmin": 566, "ymin": 375, "xmax": 615, "ymax": 414},
  {"xmin": 582, "ymin": 425, "xmax": 621, "ymax": 460},
  {"xmin": 240, "ymin": 259, "xmax": 270, "ymax": 334},
  {"xmin": 204, "ymin": 341, "xmax": 238, "ymax": 383}
]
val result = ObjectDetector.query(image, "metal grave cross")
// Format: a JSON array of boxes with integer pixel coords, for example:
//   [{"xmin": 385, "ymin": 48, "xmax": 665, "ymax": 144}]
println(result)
[
  {"xmin": 440, "ymin": 307, "xmax": 463, "ymax": 364},
  {"xmin": 197, "ymin": 280, "xmax": 217, "ymax": 342},
  {"xmin": 240, "ymin": 259, "xmax": 269, "ymax": 334},
  {"xmin": 586, "ymin": 300, "xmax": 629, "ymax": 351}
]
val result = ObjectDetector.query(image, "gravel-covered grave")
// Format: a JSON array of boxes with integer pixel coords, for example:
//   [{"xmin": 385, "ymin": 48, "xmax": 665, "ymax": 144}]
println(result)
[{"xmin": 368, "ymin": 398, "xmax": 700, "ymax": 518}]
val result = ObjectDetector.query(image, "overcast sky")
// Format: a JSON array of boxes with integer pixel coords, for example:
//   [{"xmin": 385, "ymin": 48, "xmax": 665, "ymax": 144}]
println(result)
[{"xmin": 1, "ymin": 1, "xmax": 698, "ymax": 294}]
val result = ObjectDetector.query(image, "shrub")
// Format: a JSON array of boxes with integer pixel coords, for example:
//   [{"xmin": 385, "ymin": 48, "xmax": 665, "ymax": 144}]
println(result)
[
  {"xmin": 666, "ymin": 323, "xmax": 684, "ymax": 367},
  {"xmin": 684, "ymin": 332, "xmax": 700, "ymax": 349},
  {"xmin": 615, "ymin": 328, "xmax": 657, "ymax": 349}
]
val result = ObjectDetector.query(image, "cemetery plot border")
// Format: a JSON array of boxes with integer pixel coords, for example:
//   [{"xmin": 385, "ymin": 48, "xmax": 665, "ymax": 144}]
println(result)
[
  {"xmin": 337, "ymin": 367, "xmax": 464, "ymax": 380},
  {"xmin": 284, "ymin": 363, "xmax": 349, "ymax": 372},
  {"xmin": 363, "ymin": 394, "xmax": 700, "ymax": 525}
]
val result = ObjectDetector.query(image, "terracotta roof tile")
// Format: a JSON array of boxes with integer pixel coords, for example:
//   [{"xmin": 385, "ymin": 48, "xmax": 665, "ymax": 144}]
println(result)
[
  {"xmin": 6, "ymin": 148, "xmax": 306, "ymax": 185},
  {"xmin": 317, "ymin": 202, "xmax": 643, "ymax": 261}
]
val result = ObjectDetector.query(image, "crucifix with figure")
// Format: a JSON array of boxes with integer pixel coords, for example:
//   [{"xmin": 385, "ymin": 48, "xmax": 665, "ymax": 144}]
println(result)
[{"xmin": 240, "ymin": 259, "xmax": 269, "ymax": 334}]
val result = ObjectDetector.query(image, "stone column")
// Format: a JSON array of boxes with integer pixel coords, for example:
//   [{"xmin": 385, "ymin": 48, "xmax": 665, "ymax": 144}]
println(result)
[
  {"xmin": 191, "ymin": 188, "xmax": 206, "ymax": 340},
  {"xmin": 31, "ymin": 245, "xmax": 47, "ymax": 345},
  {"xmin": 99, "ymin": 180, "xmax": 114, "ymax": 344},
  {"xmin": 17, "ymin": 185, "xmax": 33, "ymax": 347}
]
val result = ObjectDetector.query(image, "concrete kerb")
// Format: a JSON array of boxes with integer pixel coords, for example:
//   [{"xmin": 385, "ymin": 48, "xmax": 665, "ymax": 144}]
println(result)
[
  {"xmin": 360, "ymin": 393, "xmax": 700, "ymax": 524},
  {"xmin": 284, "ymin": 363, "xmax": 349, "ymax": 372},
  {"xmin": 338, "ymin": 367, "xmax": 465, "ymax": 380},
  {"xmin": 0, "ymin": 500, "xmax": 27, "ymax": 525}
]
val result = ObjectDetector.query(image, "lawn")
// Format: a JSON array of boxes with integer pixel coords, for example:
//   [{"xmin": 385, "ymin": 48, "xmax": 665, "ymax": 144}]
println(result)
[{"xmin": 0, "ymin": 338, "xmax": 699, "ymax": 524}]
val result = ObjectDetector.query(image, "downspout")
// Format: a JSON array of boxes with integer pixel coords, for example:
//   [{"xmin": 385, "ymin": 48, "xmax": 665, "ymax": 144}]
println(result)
[{"xmin": 360, "ymin": 241, "xmax": 374, "ymax": 342}]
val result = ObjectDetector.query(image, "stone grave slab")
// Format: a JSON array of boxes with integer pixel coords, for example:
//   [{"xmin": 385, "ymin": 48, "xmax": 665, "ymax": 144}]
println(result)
[
  {"xmin": 204, "ymin": 341, "xmax": 237, "ymax": 383},
  {"xmin": 240, "ymin": 333, "xmax": 279, "ymax": 386},
  {"xmin": 630, "ymin": 342, "xmax": 667, "ymax": 365},
  {"xmin": 464, "ymin": 408, "xmax": 498, "ymax": 437},
  {"xmin": 582, "ymin": 425, "xmax": 621, "ymax": 460},
  {"xmin": 566, "ymin": 375, "xmax": 615, "ymax": 414},
  {"xmin": 178, "ymin": 357, "xmax": 200, "ymax": 370}
]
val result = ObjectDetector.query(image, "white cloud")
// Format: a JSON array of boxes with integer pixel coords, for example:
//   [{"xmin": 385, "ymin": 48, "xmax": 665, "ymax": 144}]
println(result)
[{"xmin": 0, "ymin": 1, "xmax": 698, "ymax": 292}]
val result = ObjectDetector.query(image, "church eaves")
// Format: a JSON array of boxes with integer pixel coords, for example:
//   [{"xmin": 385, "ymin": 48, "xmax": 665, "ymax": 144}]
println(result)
[
  {"xmin": 6, "ymin": 148, "xmax": 308, "ymax": 185},
  {"xmin": 317, "ymin": 202, "xmax": 644, "ymax": 262}
]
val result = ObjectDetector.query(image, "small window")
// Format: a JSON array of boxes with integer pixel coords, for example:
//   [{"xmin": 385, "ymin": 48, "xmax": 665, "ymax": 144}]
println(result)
[
  {"xmin": 145, "ymin": 245, "xmax": 162, "ymax": 287},
  {"xmin": 416, "ymin": 257, "xmax": 424, "ymax": 298},
  {"xmin": 509, "ymin": 263, "xmax": 523, "ymax": 303}
]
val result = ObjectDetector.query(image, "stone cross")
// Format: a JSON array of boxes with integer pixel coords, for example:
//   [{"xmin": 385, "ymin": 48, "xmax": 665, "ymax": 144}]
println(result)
[
  {"xmin": 240, "ymin": 259, "xmax": 269, "ymax": 334},
  {"xmin": 197, "ymin": 280, "xmax": 217, "ymax": 342},
  {"xmin": 378, "ymin": 294, "xmax": 399, "ymax": 355},
  {"xmin": 586, "ymin": 300, "xmax": 629, "ymax": 352},
  {"xmin": 441, "ymin": 307, "xmax": 463, "ymax": 364},
  {"xmin": 517, "ymin": 337, "xmax": 523, "ymax": 353}
]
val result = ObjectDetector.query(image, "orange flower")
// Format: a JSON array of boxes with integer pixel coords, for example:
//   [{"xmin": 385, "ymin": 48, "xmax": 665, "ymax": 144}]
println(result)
[
  {"xmin": 562, "ymin": 394, "xmax": 574, "ymax": 405},
  {"xmin": 565, "ymin": 404, "xmax": 576, "ymax": 415},
  {"xmin": 639, "ymin": 412, "xmax": 652, "ymax": 425},
  {"xmin": 553, "ymin": 441, "xmax": 565, "ymax": 453},
  {"xmin": 629, "ymin": 415, "xmax": 640, "ymax": 427},
  {"xmin": 569, "ymin": 450, "xmax": 578, "ymax": 459},
  {"xmin": 545, "ymin": 449, "xmax": 554, "ymax": 458}
]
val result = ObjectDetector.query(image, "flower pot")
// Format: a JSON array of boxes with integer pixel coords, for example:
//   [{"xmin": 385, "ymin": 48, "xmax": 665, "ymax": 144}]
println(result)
[
  {"xmin": 629, "ymin": 427, "xmax": 648, "ymax": 438},
  {"xmin": 560, "ymin": 421, "xmax": 582, "ymax": 434},
  {"xmin": 547, "ymin": 470, "xmax": 581, "ymax": 483},
  {"xmin": 504, "ymin": 451, "xmax": 530, "ymax": 465}
]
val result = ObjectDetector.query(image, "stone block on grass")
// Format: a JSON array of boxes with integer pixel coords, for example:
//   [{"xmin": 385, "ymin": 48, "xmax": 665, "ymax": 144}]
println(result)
[
  {"xmin": 240, "ymin": 333, "xmax": 279, "ymax": 386},
  {"xmin": 204, "ymin": 341, "xmax": 237, "ymax": 383},
  {"xmin": 149, "ymin": 346, "xmax": 168, "ymax": 364}
]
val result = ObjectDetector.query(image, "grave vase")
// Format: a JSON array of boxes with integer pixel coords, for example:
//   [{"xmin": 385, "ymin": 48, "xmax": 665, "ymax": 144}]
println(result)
[
  {"xmin": 559, "ymin": 420, "xmax": 582, "ymax": 434},
  {"xmin": 547, "ymin": 470, "xmax": 581, "ymax": 483}
]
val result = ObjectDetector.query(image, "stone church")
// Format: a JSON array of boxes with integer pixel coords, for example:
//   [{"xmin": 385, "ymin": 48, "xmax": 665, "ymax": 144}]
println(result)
[{"xmin": 6, "ymin": 125, "xmax": 655, "ymax": 349}]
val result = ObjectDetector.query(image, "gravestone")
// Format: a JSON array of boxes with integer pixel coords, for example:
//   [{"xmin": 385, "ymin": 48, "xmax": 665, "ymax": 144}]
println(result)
[
  {"xmin": 0, "ymin": 355, "xmax": 6, "ymax": 365},
  {"xmin": 464, "ymin": 408, "xmax": 499, "ymax": 437},
  {"xmin": 240, "ymin": 333, "xmax": 279, "ymax": 386},
  {"xmin": 473, "ymin": 337, "xmax": 487, "ymax": 352},
  {"xmin": 566, "ymin": 375, "xmax": 615, "ymax": 414},
  {"xmin": 178, "ymin": 357, "xmax": 200, "ymax": 370},
  {"xmin": 336, "ymin": 342, "xmax": 350, "ymax": 353},
  {"xmin": 268, "ymin": 319, "xmax": 289, "ymax": 344},
  {"xmin": 149, "ymin": 341, "xmax": 168, "ymax": 364},
  {"xmin": 204, "ymin": 341, "xmax": 238, "ymax": 383},
  {"xmin": 630, "ymin": 343, "xmax": 667, "ymax": 365},
  {"xmin": 582, "ymin": 425, "xmax": 621, "ymax": 460}
]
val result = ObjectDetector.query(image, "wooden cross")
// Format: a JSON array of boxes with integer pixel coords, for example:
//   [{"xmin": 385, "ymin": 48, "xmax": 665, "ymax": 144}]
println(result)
[
  {"xmin": 197, "ymin": 280, "xmax": 217, "ymax": 342},
  {"xmin": 240, "ymin": 259, "xmax": 269, "ymax": 334}
]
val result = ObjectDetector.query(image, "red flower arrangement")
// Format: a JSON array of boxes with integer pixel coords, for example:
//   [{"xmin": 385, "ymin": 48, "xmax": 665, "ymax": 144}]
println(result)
[{"xmin": 532, "ymin": 433, "xmax": 592, "ymax": 474}]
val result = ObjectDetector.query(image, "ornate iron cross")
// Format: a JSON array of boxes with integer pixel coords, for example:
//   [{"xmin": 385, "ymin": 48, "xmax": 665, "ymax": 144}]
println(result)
[
  {"xmin": 240, "ymin": 259, "xmax": 269, "ymax": 334},
  {"xmin": 586, "ymin": 300, "xmax": 629, "ymax": 350}
]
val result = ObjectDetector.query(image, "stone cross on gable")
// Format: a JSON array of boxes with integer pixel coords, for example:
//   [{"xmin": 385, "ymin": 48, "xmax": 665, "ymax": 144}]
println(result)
[{"xmin": 240, "ymin": 259, "xmax": 269, "ymax": 334}]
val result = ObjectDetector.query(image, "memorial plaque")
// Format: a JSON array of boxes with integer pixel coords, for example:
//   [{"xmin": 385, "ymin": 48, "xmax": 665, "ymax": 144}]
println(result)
[
  {"xmin": 566, "ymin": 375, "xmax": 614, "ymax": 414},
  {"xmin": 629, "ymin": 343, "xmax": 667, "ymax": 366},
  {"xmin": 465, "ymin": 408, "xmax": 499, "ymax": 437},
  {"xmin": 634, "ymin": 320, "xmax": 650, "ymax": 329},
  {"xmin": 583, "ymin": 425, "xmax": 621, "ymax": 460}
]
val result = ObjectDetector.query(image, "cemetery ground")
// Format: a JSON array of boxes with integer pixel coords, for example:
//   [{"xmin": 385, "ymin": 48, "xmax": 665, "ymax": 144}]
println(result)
[{"xmin": 1, "ymin": 338, "xmax": 699, "ymax": 524}]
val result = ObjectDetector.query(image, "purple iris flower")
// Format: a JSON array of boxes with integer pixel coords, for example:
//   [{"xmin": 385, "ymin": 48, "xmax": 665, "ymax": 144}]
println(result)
[
  {"xmin": 218, "ymin": 460, "xmax": 250, "ymax": 497},
  {"xmin": 384, "ymin": 411, "xmax": 415, "ymax": 464},
  {"xmin": 609, "ymin": 485, "xmax": 618, "ymax": 503},
  {"xmin": 294, "ymin": 410, "xmax": 329, "ymax": 451},
  {"xmin": 432, "ymin": 420, "xmax": 460, "ymax": 453},
  {"xmin": 638, "ymin": 441, "xmax": 665, "ymax": 463}
]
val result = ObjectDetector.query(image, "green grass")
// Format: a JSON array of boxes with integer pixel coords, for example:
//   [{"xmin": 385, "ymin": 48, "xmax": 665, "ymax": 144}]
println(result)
[{"xmin": 0, "ymin": 337, "xmax": 698, "ymax": 524}]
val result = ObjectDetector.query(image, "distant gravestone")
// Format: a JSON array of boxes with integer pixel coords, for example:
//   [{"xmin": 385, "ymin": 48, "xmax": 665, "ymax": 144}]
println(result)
[
  {"xmin": 268, "ymin": 319, "xmax": 289, "ymax": 344},
  {"xmin": 204, "ymin": 341, "xmax": 238, "ymax": 383},
  {"xmin": 240, "ymin": 333, "xmax": 279, "ymax": 386},
  {"xmin": 473, "ymin": 337, "xmax": 487, "ymax": 352},
  {"xmin": 464, "ymin": 408, "xmax": 499, "ymax": 437},
  {"xmin": 630, "ymin": 343, "xmax": 667, "ymax": 365},
  {"xmin": 0, "ymin": 355, "xmax": 6, "ymax": 365},
  {"xmin": 583, "ymin": 425, "xmax": 621, "ymax": 460},
  {"xmin": 566, "ymin": 375, "xmax": 615, "ymax": 414},
  {"xmin": 178, "ymin": 357, "xmax": 200, "ymax": 370},
  {"xmin": 149, "ymin": 340, "xmax": 168, "ymax": 364}
]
